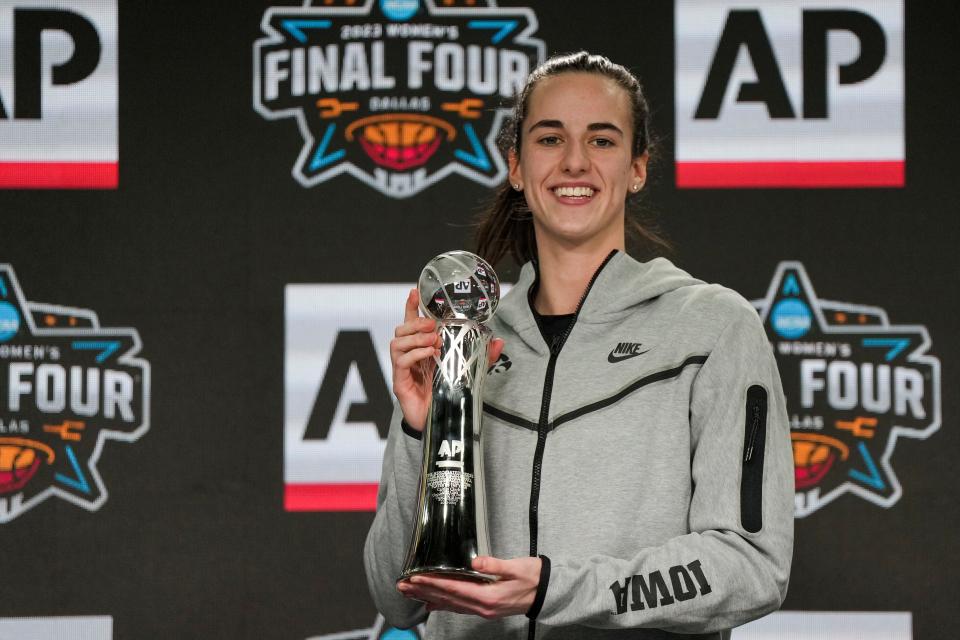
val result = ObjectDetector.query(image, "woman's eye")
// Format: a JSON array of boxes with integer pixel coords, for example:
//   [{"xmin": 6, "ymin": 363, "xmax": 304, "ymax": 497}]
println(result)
[
  {"xmin": 538, "ymin": 135, "xmax": 561, "ymax": 146},
  {"xmin": 592, "ymin": 137, "xmax": 615, "ymax": 148}
]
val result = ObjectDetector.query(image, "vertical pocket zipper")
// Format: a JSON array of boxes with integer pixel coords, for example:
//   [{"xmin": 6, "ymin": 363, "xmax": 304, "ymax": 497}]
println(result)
[{"xmin": 741, "ymin": 385, "xmax": 768, "ymax": 533}]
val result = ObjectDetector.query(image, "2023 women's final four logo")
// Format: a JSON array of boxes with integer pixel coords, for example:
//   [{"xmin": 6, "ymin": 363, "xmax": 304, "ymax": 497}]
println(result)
[
  {"xmin": 753, "ymin": 263, "xmax": 940, "ymax": 517},
  {"xmin": 254, "ymin": 0, "xmax": 544, "ymax": 198},
  {"xmin": 0, "ymin": 266, "xmax": 149, "ymax": 522}
]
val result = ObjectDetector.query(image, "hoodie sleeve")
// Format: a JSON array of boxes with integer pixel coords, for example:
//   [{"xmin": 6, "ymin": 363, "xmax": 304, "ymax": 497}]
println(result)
[
  {"xmin": 363, "ymin": 404, "xmax": 428, "ymax": 629},
  {"xmin": 533, "ymin": 300, "xmax": 794, "ymax": 633}
]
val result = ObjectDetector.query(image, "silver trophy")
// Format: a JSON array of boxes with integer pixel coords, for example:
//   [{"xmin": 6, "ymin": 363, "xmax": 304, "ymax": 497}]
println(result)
[{"xmin": 398, "ymin": 251, "xmax": 500, "ymax": 582}]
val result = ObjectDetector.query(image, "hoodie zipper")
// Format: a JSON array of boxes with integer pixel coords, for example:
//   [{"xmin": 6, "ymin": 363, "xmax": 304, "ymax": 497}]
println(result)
[{"xmin": 527, "ymin": 250, "xmax": 617, "ymax": 640}]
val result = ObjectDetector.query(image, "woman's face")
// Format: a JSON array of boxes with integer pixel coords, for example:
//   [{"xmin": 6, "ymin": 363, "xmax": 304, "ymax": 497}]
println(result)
[{"xmin": 509, "ymin": 72, "xmax": 648, "ymax": 254}]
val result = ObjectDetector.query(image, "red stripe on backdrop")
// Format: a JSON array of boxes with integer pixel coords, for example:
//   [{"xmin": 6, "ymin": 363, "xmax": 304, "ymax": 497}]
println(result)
[
  {"xmin": 0, "ymin": 162, "xmax": 118, "ymax": 189},
  {"xmin": 285, "ymin": 483, "xmax": 379, "ymax": 511},
  {"xmin": 676, "ymin": 161, "xmax": 904, "ymax": 188}
]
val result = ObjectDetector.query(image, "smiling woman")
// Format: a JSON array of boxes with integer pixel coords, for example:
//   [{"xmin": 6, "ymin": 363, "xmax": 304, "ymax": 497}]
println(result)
[{"xmin": 365, "ymin": 52, "xmax": 795, "ymax": 640}]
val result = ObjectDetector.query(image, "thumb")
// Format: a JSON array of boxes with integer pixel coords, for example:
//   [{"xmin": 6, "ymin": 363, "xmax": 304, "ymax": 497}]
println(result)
[{"xmin": 472, "ymin": 555, "xmax": 509, "ymax": 577}]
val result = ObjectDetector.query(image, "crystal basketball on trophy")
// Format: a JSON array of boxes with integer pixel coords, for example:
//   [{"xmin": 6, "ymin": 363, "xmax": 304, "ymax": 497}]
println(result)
[{"xmin": 399, "ymin": 251, "xmax": 500, "ymax": 582}]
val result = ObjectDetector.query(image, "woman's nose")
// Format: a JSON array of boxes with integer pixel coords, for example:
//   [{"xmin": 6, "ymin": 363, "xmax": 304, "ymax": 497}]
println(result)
[{"xmin": 561, "ymin": 142, "xmax": 590, "ymax": 174}]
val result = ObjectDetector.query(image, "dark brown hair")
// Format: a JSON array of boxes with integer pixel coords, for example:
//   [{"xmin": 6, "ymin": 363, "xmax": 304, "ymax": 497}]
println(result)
[{"xmin": 474, "ymin": 51, "xmax": 671, "ymax": 267}]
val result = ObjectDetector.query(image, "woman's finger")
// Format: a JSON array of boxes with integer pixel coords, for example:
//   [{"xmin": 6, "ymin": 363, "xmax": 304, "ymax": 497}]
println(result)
[
  {"xmin": 391, "ymin": 332, "xmax": 440, "ymax": 358},
  {"xmin": 487, "ymin": 338, "xmax": 505, "ymax": 367},
  {"xmin": 394, "ymin": 316, "xmax": 435, "ymax": 338},
  {"xmin": 403, "ymin": 288, "xmax": 421, "ymax": 324},
  {"xmin": 472, "ymin": 555, "xmax": 515, "ymax": 578},
  {"xmin": 395, "ymin": 346, "xmax": 439, "ymax": 371},
  {"xmin": 404, "ymin": 582, "xmax": 473, "ymax": 610}
]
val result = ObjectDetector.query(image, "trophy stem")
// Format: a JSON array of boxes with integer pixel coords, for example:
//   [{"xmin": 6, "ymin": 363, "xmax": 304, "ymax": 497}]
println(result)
[{"xmin": 399, "ymin": 320, "xmax": 494, "ymax": 583}]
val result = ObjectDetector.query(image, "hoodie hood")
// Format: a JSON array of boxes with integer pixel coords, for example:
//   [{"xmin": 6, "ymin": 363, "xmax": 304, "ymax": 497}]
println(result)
[{"xmin": 493, "ymin": 251, "xmax": 703, "ymax": 352}]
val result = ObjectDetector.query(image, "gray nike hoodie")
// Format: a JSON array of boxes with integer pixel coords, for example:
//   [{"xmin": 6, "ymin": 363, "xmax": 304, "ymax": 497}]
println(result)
[{"xmin": 364, "ymin": 251, "xmax": 794, "ymax": 639}]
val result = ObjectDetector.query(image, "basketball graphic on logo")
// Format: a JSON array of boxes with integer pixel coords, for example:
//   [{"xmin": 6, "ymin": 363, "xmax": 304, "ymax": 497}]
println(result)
[
  {"xmin": 791, "ymin": 433, "xmax": 849, "ymax": 490},
  {"xmin": 0, "ymin": 438, "xmax": 55, "ymax": 494},
  {"xmin": 346, "ymin": 115, "xmax": 457, "ymax": 171}
]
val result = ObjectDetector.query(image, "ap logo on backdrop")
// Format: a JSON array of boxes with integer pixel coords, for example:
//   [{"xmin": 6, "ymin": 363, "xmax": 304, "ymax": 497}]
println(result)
[
  {"xmin": 675, "ymin": 0, "xmax": 904, "ymax": 188},
  {"xmin": 285, "ymin": 285, "xmax": 400, "ymax": 511},
  {"xmin": 753, "ymin": 263, "xmax": 940, "ymax": 517},
  {"xmin": 0, "ymin": 266, "xmax": 149, "ymax": 522},
  {"xmin": 0, "ymin": 0, "xmax": 118, "ymax": 188},
  {"xmin": 254, "ymin": 0, "xmax": 544, "ymax": 198},
  {"xmin": 286, "ymin": 284, "xmax": 406, "ymax": 511}
]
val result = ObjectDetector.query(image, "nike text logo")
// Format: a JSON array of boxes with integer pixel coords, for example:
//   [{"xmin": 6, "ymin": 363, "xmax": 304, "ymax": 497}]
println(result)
[{"xmin": 608, "ymin": 342, "xmax": 649, "ymax": 363}]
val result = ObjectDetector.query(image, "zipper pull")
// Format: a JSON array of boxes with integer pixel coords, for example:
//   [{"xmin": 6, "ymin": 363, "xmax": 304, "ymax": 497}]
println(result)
[
  {"xmin": 744, "ymin": 403, "xmax": 761, "ymax": 463},
  {"xmin": 550, "ymin": 333, "xmax": 564, "ymax": 355}
]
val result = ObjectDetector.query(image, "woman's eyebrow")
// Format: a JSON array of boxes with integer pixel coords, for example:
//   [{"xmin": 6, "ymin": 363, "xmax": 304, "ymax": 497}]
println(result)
[
  {"xmin": 587, "ymin": 122, "xmax": 624, "ymax": 135},
  {"xmin": 527, "ymin": 119, "xmax": 625, "ymax": 136},
  {"xmin": 528, "ymin": 119, "xmax": 563, "ymax": 132}
]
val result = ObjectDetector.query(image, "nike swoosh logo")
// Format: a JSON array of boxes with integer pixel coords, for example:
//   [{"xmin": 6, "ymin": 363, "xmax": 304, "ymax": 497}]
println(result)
[{"xmin": 607, "ymin": 350, "xmax": 649, "ymax": 363}]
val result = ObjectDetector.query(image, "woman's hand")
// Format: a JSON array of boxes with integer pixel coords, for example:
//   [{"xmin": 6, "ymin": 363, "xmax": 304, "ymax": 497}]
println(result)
[
  {"xmin": 390, "ymin": 289, "xmax": 504, "ymax": 431},
  {"xmin": 397, "ymin": 556, "xmax": 542, "ymax": 619},
  {"xmin": 390, "ymin": 289, "xmax": 441, "ymax": 430}
]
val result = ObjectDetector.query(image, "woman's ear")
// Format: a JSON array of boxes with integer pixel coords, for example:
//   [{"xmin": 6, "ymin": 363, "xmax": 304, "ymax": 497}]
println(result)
[
  {"xmin": 632, "ymin": 151, "xmax": 649, "ymax": 186},
  {"xmin": 508, "ymin": 150, "xmax": 521, "ymax": 189}
]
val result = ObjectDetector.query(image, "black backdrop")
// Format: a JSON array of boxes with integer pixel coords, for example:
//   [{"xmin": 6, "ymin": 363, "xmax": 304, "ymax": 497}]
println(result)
[{"xmin": 2, "ymin": 1, "xmax": 958, "ymax": 638}]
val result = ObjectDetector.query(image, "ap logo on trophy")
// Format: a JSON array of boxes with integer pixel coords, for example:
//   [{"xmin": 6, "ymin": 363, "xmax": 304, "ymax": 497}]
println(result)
[
  {"xmin": 753, "ymin": 263, "xmax": 940, "ymax": 517},
  {"xmin": 254, "ymin": 0, "xmax": 544, "ymax": 198},
  {"xmin": 0, "ymin": 266, "xmax": 149, "ymax": 522}
]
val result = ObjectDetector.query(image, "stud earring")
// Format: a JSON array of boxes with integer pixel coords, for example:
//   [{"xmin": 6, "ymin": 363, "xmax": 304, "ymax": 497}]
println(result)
[{"xmin": 513, "ymin": 183, "xmax": 521, "ymax": 190}]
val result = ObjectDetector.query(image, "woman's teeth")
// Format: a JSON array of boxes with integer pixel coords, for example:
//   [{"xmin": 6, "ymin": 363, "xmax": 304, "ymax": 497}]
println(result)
[{"xmin": 554, "ymin": 186, "xmax": 594, "ymax": 197}]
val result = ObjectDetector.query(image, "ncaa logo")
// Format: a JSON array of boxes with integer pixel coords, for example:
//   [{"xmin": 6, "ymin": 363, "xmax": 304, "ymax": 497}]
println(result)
[
  {"xmin": 675, "ymin": 0, "xmax": 904, "ymax": 188},
  {"xmin": 254, "ymin": 0, "xmax": 545, "ymax": 199},
  {"xmin": 770, "ymin": 298, "xmax": 812, "ymax": 340}
]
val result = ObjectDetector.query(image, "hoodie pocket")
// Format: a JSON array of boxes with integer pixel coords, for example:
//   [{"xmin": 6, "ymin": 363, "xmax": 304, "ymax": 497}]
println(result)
[{"xmin": 741, "ymin": 385, "xmax": 768, "ymax": 533}]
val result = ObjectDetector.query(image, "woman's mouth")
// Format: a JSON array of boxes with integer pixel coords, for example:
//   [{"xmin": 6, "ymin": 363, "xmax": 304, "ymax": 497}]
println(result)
[{"xmin": 552, "ymin": 186, "xmax": 595, "ymax": 199}]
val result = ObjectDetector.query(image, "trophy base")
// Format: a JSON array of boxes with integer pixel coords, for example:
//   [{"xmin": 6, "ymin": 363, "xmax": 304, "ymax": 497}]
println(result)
[{"xmin": 398, "ymin": 565, "xmax": 497, "ymax": 583}]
